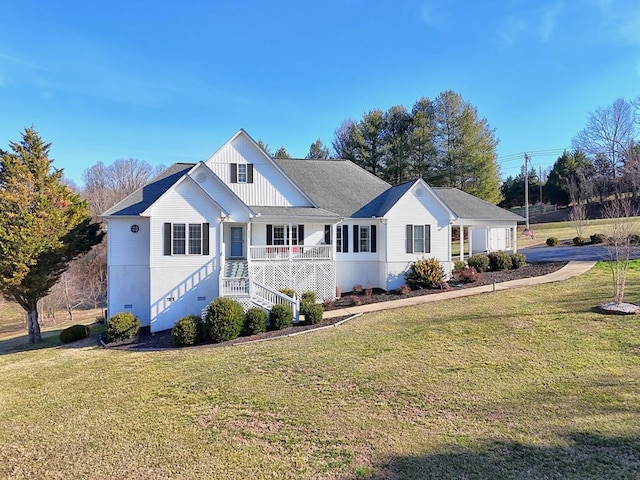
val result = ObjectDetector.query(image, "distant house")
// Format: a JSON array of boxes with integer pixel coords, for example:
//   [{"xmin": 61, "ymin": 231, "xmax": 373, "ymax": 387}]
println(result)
[{"xmin": 102, "ymin": 129, "xmax": 523, "ymax": 332}]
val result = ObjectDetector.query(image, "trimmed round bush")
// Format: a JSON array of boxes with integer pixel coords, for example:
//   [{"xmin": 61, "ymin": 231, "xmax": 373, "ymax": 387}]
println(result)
[
  {"xmin": 59, "ymin": 324, "xmax": 91, "ymax": 344},
  {"xmin": 205, "ymin": 298, "xmax": 245, "ymax": 343},
  {"xmin": 105, "ymin": 312, "xmax": 140, "ymax": 344},
  {"xmin": 510, "ymin": 252, "xmax": 527, "ymax": 269},
  {"xmin": 301, "ymin": 291, "xmax": 316, "ymax": 305},
  {"xmin": 405, "ymin": 257, "xmax": 444, "ymax": 289},
  {"xmin": 631, "ymin": 234, "xmax": 640, "ymax": 245},
  {"xmin": 573, "ymin": 236, "xmax": 585, "ymax": 246},
  {"xmin": 303, "ymin": 303, "xmax": 324, "ymax": 325},
  {"xmin": 590, "ymin": 233, "xmax": 606, "ymax": 244},
  {"xmin": 546, "ymin": 237, "xmax": 559, "ymax": 246},
  {"xmin": 488, "ymin": 251, "xmax": 512, "ymax": 271},
  {"xmin": 467, "ymin": 254, "xmax": 490, "ymax": 273},
  {"xmin": 278, "ymin": 288, "xmax": 296, "ymax": 298},
  {"xmin": 269, "ymin": 303, "xmax": 293, "ymax": 330},
  {"xmin": 453, "ymin": 260, "xmax": 466, "ymax": 273},
  {"xmin": 244, "ymin": 307, "xmax": 267, "ymax": 335},
  {"xmin": 171, "ymin": 314, "xmax": 204, "ymax": 347}
]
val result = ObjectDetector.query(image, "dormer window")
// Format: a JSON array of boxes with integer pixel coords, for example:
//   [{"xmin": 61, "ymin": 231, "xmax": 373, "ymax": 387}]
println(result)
[{"xmin": 230, "ymin": 163, "xmax": 254, "ymax": 183}]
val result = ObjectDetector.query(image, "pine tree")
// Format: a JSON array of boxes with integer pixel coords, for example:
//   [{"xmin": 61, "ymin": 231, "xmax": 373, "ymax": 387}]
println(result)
[{"xmin": 0, "ymin": 127, "xmax": 104, "ymax": 342}]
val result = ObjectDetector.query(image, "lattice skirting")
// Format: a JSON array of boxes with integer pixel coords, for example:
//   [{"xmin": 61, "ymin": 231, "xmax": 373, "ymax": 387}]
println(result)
[{"xmin": 250, "ymin": 261, "xmax": 336, "ymax": 301}]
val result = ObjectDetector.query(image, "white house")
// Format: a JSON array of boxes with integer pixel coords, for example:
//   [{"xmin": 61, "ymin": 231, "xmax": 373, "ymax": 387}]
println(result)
[{"xmin": 102, "ymin": 129, "xmax": 523, "ymax": 332}]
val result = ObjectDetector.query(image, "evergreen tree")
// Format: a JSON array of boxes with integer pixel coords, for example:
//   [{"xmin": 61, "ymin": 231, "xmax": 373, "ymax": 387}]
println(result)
[
  {"xmin": 545, "ymin": 150, "xmax": 593, "ymax": 206},
  {"xmin": 383, "ymin": 105, "xmax": 413, "ymax": 184},
  {"xmin": 410, "ymin": 97, "xmax": 438, "ymax": 179},
  {"xmin": 0, "ymin": 128, "xmax": 104, "ymax": 342},
  {"xmin": 273, "ymin": 146, "xmax": 291, "ymax": 158},
  {"xmin": 306, "ymin": 139, "xmax": 330, "ymax": 159}
]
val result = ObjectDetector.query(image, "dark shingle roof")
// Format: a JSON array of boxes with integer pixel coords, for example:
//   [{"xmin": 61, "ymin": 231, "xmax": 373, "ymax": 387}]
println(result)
[
  {"xmin": 274, "ymin": 158, "xmax": 390, "ymax": 217},
  {"xmin": 352, "ymin": 180, "xmax": 415, "ymax": 218},
  {"xmin": 250, "ymin": 206, "xmax": 340, "ymax": 218},
  {"xmin": 432, "ymin": 187, "xmax": 525, "ymax": 222},
  {"xmin": 101, "ymin": 163, "xmax": 195, "ymax": 216}
]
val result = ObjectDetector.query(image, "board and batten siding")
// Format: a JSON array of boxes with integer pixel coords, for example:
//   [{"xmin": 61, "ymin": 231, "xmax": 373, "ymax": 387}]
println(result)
[
  {"xmin": 206, "ymin": 132, "xmax": 312, "ymax": 207},
  {"xmin": 106, "ymin": 217, "xmax": 151, "ymax": 325},
  {"xmin": 145, "ymin": 180, "xmax": 221, "ymax": 332},
  {"xmin": 188, "ymin": 164, "xmax": 251, "ymax": 223}
]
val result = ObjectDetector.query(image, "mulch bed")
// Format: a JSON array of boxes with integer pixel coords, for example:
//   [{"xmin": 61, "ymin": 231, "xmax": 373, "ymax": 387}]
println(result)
[{"xmin": 107, "ymin": 261, "xmax": 568, "ymax": 351}]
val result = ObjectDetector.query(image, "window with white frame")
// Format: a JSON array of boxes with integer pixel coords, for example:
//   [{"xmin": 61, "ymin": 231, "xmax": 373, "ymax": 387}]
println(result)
[
  {"xmin": 359, "ymin": 225, "xmax": 370, "ymax": 252},
  {"xmin": 237, "ymin": 163, "xmax": 247, "ymax": 183},
  {"xmin": 336, "ymin": 225, "xmax": 342, "ymax": 252},
  {"xmin": 164, "ymin": 222, "xmax": 209, "ymax": 256},
  {"xmin": 273, "ymin": 225, "xmax": 298, "ymax": 245},
  {"xmin": 406, "ymin": 224, "xmax": 431, "ymax": 254}
]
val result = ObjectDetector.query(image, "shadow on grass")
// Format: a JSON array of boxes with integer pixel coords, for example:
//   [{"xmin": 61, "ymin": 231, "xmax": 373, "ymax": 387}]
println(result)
[
  {"xmin": 355, "ymin": 432, "xmax": 640, "ymax": 480},
  {"xmin": 0, "ymin": 323, "xmax": 104, "ymax": 355}
]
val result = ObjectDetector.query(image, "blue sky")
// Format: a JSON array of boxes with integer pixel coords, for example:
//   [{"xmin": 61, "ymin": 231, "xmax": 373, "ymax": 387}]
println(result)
[{"xmin": 1, "ymin": 0, "xmax": 639, "ymax": 186}]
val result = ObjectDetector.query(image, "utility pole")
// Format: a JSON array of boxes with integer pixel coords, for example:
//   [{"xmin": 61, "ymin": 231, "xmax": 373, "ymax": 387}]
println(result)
[
  {"xmin": 539, "ymin": 165, "xmax": 542, "ymax": 205},
  {"xmin": 524, "ymin": 153, "xmax": 530, "ymax": 230}
]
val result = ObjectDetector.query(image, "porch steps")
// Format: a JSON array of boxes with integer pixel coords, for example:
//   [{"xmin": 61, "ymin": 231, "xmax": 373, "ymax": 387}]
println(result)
[{"xmin": 225, "ymin": 260, "xmax": 248, "ymax": 278}]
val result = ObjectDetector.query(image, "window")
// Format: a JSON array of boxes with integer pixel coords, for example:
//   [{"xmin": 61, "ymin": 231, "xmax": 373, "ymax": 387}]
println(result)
[
  {"xmin": 336, "ymin": 226, "xmax": 342, "ymax": 252},
  {"xmin": 173, "ymin": 223, "xmax": 186, "ymax": 255},
  {"xmin": 267, "ymin": 224, "xmax": 302, "ymax": 246},
  {"xmin": 189, "ymin": 224, "xmax": 202, "ymax": 254},
  {"xmin": 237, "ymin": 164, "xmax": 247, "ymax": 183},
  {"xmin": 230, "ymin": 163, "xmax": 253, "ymax": 183},
  {"xmin": 359, "ymin": 226, "xmax": 370, "ymax": 252},
  {"xmin": 352, "ymin": 224, "xmax": 376, "ymax": 253},
  {"xmin": 164, "ymin": 223, "xmax": 210, "ymax": 255},
  {"xmin": 406, "ymin": 224, "xmax": 431, "ymax": 254}
]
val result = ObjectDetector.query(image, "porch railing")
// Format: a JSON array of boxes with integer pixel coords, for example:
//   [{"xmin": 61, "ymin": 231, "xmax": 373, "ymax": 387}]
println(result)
[
  {"xmin": 249, "ymin": 245, "xmax": 332, "ymax": 261},
  {"xmin": 221, "ymin": 277, "xmax": 249, "ymax": 296},
  {"xmin": 251, "ymin": 280, "xmax": 299, "ymax": 322}
]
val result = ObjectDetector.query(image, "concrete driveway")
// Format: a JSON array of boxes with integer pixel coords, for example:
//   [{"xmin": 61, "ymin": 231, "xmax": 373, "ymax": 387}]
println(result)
[{"xmin": 520, "ymin": 244, "xmax": 616, "ymax": 262}]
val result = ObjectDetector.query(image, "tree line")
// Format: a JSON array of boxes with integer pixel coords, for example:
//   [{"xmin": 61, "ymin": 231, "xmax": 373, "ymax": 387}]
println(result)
[{"xmin": 500, "ymin": 97, "xmax": 640, "ymax": 209}]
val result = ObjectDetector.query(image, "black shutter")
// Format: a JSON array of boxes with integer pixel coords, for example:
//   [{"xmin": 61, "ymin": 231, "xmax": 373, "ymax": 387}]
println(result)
[
  {"xmin": 343, "ymin": 225, "xmax": 349, "ymax": 253},
  {"xmin": 230, "ymin": 163, "xmax": 237, "ymax": 183},
  {"xmin": 353, "ymin": 225, "xmax": 359, "ymax": 253},
  {"xmin": 371, "ymin": 225, "xmax": 377, "ymax": 253},
  {"xmin": 202, "ymin": 223, "xmax": 210, "ymax": 255},
  {"xmin": 406, "ymin": 225, "xmax": 413, "ymax": 253},
  {"xmin": 425, "ymin": 224, "xmax": 431, "ymax": 254},
  {"xmin": 247, "ymin": 163, "xmax": 254, "ymax": 183},
  {"xmin": 298, "ymin": 224, "xmax": 304, "ymax": 245},
  {"xmin": 164, "ymin": 223, "xmax": 172, "ymax": 256},
  {"xmin": 324, "ymin": 225, "xmax": 331, "ymax": 245},
  {"xmin": 266, "ymin": 224, "xmax": 273, "ymax": 245}
]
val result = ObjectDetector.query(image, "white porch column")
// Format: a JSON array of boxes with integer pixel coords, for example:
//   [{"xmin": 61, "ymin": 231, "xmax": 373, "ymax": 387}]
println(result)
[
  {"xmin": 512, "ymin": 225, "xmax": 518, "ymax": 253},
  {"xmin": 468, "ymin": 228, "xmax": 473, "ymax": 256},
  {"xmin": 459, "ymin": 224, "xmax": 465, "ymax": 262},
  {"xmin": 247, "ymin": 222, "xmax": 252, "ymax": 261},
  {"xmin": 288, "ymin": 222, "xmax": 293, "ymax": 261}
]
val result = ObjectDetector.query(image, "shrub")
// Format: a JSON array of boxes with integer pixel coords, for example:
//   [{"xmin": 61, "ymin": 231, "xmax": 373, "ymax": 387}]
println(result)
[
  {"xmin": 405, "ymin": 257, "xmax": 444, "ymax": 289},
  {"xmin": 322, "ymin": 298, "xmax": 335, "ymax": 309},
  {"xmin": 546, "ymin": 237, "xmax": 559, "ymax": 246},
  {"xmin": 59, "ymin": 324, "xmax": 91, "ymax": 344},
  {"xmin": 303, "ymin": 303, "xmax": 324, "ymax": 325},
  {"xmin": 467, "ymin": 254, "xmax": 490, "ymax": 273},
  {"xmin": 300, "ymin": 291, "xmax": 316, "ymax": 305},
  {"xmin": 205, "ymin": 298, "xmax": 245, "ymax": 343},
  {"xmin": 631, "ymin": 234, "xmax": 640, "ymax": 245},
  {"xmin": 364, "ymin": 285, "xmax": 373, "ymax": 300},
  {"xmin": 398, "ymin": 284, "xmax": 411, "ymax": 295},
  {"xmin": 244, "ymin": 308, "xmax": 267, "ymax": 336},
  {"xmin": 488, "ymin": 251, "xmax": 512, "ymax": 271},
  {"xmin": 349, "ymin": 295, "xmax": 362, "ymax": 306},
  {"xmin": 269, "ymin": 304, "xmax": 293, "ymax": 330},
  {"xmin": 171, "ymin": 314, "xmax": 204, "ymax": 347},
  {"xmin": 458, "ymin": 266, "xmax": 480, "ymax": 283},
  {"xmin": 278, "ymin": 288, "xmax": 296, "ymax": 298},
  {"xmin": 590, "ymin": 233, "xmax": 606, "ymax": 244},
  {"xmin": 352, "ymin": 284, "xmax": 363, "ymax": 294},
  {"xmin": 453, "ymin": 260, "xmax": 466, "ymax": 273},
  {"xmin": 105, "ymin": 312, "xmax": 140, "ymax": 344},
  {"xmin": 510, "ymin": 252, "xmax": 527, "ymax": 269},
  {"xmin": 573, "ymin": 236, "xmax": 585, "ymax": 246}
]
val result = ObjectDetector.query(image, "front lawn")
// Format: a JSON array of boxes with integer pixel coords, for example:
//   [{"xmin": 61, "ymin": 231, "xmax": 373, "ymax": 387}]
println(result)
[{"xmin": 1, "ymin": 263, "xmax": 639, "ymax": 479}]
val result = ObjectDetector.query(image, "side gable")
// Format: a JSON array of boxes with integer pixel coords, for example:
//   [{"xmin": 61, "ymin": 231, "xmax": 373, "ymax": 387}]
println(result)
[
  {"xmin": 101, "ymin": 163, "xmax": 196, "ymax": 217},
  {"xmin": 205, "ymin": 129, "xmax": 314, "ymax": 208}
]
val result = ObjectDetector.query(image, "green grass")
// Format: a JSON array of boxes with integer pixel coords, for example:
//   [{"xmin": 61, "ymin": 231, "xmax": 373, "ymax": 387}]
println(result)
[
  {"xmin": 518, "ymin": 216, "xmax": 640, "ymax": 248},
  {"xmin": 1, "ymin": 264, "xmax": 640, "ymax": 478}
]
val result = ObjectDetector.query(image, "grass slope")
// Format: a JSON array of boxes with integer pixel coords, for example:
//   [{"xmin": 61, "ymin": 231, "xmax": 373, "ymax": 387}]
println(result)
[{"xmin": 1, "ymin": 263, "xmax": 640, "ymax": 479}]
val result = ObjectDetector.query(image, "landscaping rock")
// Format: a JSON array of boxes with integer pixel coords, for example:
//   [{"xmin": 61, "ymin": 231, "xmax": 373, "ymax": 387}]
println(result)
[{"xmin": 598, "ymin": 302, "xmax": 640, "ymax": 315}]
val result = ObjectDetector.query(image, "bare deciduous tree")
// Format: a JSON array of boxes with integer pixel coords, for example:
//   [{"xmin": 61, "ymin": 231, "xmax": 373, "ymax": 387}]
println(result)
[{"xmin": 603, "ymin": 199, "xmax": 639, "ymax": 304}]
